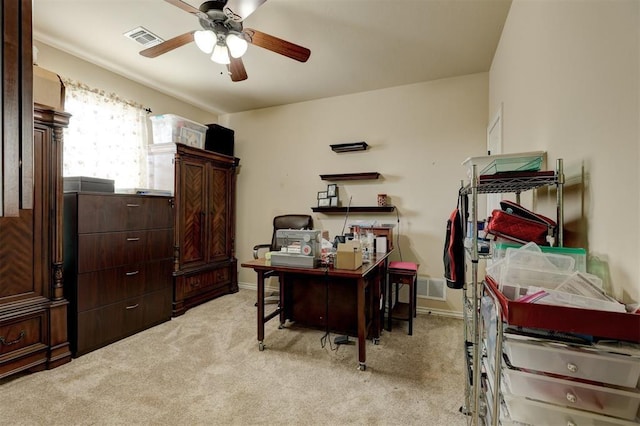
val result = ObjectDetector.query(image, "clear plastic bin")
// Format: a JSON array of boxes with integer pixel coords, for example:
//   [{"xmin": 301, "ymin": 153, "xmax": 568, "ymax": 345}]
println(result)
[
  {"xmin": 503, "ymin": 366, "xmax": 640, "ymax": 420},
  {"xmin": 149, "ymin": 114, "xmax": 207, "ymax": 148},
  {"xmin": 503, "ymin": 392, "xmax": 639, "ymax": 426},
  {"xmin": 493, "ymin": 242, "xmax": 587, "ymax": 273},
  {"xmin": 147, "ymin": 143, "xmax": 176, "ymax": 194},
  {"xmin": 480, "ymin": 155, "xmax": 543, "ymax": 175},
  {"xmin": 526, "ymin": 286, "xmax": 626, "ymax": 313},
  {"xmin": 505, "ymin": 247, "xmax": 576, "ymax": 271},
  {"xmin": 495, "ymin": 262, "xmax": 574, "ymax": 299},
  {"xmin": 503, "ymin": 334, "xmax": 640, "ymax": 388}
]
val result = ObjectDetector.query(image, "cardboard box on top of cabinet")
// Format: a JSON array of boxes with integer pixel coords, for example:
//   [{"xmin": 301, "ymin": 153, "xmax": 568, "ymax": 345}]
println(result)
[
  {"xmin": 34, "ymin": 66, "xmax": 65, "ymax": 111},
  {"xmin": 335, "ymin": 241, "xmax": 363, "ymax": 270}
]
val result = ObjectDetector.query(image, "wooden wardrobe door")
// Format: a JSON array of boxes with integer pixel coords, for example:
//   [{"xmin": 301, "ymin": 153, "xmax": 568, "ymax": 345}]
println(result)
[
  {"xmin": 179, "ymin": 158, "xmax": 207, "ymax": 267},
  {"xmin": 206, "ymin": 164, "xmax": 230, "ymax": 263},
  {"xmin": 0, "ymin": 211, "xmax": 35, "ymax": 300}
]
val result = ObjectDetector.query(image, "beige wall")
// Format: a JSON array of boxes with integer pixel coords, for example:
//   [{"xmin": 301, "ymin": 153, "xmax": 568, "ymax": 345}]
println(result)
[
  {"xmin": 223, "ymin": 73, "xmax": 489, "ymax": 314},
  {"xmin": 34, "ymin": 42, "xmax": 217, "ymax": 126},
  {"xmin": 490, "ymin": 0, "xmax": 640, "ymax": 303}
]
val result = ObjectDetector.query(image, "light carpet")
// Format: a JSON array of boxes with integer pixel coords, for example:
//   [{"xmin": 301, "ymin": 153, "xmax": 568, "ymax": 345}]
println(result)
[{"xmin": 0, "ymin": 289, "xmax": 468, "ymax": 425}]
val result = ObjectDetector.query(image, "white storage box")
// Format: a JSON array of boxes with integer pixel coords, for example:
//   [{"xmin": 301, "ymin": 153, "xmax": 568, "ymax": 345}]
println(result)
[
  {"xmin": 149, "ymin": 114, "xmax": 207, "ymax": 148},
  {"xmin": 147, "ymin": 143, "xmax": 176, "ymax": 194},
  {"xmin": 503, "ymin": 334, "xmax": 640, "ymax": 388},
  {"xmin": 503, "ymin": 366, "xmax": 640, "ymax": 420}
]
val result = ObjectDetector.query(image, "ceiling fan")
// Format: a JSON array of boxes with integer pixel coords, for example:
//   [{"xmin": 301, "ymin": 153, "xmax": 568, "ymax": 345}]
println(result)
[{"xmin": 140, "ymin": 0, "xmax": 311, "ymax": 82}]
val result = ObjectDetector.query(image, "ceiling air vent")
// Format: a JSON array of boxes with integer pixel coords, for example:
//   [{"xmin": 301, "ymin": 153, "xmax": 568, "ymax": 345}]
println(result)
[{"xmin": 123, "ymin": 26, "xmax": 164, "ymax": 47}]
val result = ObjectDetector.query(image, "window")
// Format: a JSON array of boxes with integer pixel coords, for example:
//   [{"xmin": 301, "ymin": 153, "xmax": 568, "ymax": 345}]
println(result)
[{"xmin": 62, "ymin": 80, "xmax": 148, "ymax": 189}]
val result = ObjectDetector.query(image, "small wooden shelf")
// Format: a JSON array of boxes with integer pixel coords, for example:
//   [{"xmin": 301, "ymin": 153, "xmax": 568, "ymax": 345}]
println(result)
[
  {"xmin": 311, "ymin": 206, "xmax": 395, "ymax": 213},
  {"xmin": 319, "ymin": 172, "xmax": 380, "ymax": 181}
]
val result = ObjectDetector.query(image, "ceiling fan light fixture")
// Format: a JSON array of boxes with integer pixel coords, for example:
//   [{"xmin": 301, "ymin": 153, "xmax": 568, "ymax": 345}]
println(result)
[
  {"xmin": 211, "ymin": 43, "xmax": 231, "ymax": 64},
  {"xmin": 226, "ymin": 33, "xmax": 248, "ymax": 58},
  {"xmin": 194, "ymin": 30, "xmax": 216, "ymax": 54}
]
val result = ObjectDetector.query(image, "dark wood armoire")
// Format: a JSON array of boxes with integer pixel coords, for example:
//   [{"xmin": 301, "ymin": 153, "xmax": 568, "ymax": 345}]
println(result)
[
  {"xmin": 0, "ymin": 1, "xmax": 71, "ymax": 379},
  {"xmin": 172, "ymin": 144, "xmax": 239, "ymax": 316},
  {"xmin": 0, "ymin": 105, "xmax": 72, "ymax": 378}
]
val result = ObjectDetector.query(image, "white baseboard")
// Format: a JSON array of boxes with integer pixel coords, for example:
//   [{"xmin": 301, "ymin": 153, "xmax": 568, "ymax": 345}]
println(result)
[{"xmin": 238, "ymin": 281, "xmax": 463, "ymax": 319}]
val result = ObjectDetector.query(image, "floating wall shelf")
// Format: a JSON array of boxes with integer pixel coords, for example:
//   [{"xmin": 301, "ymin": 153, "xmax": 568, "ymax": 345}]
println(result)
[
  {"xmin": 311, "ymin": 206, "xmax": 395, "ymax": 214},
  {"xmin": 319, "ymin": 172, "xmax": 380, "ymax": 181},
  {"xmin": 330, "ymin": 142, "xmax": 368, "ymax": 153}
]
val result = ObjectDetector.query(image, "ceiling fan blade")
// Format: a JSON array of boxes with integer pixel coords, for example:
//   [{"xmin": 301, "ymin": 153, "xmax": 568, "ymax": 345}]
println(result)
[
  {"xmin": 164, "ymin": 0, "xmax": 203, "ymax": 16},
  {"xmin": 140, "ymin": 31, "xmax": 195, "ymax": 58},
  {"xmin": 244, "ymin": 28, "xmax": 310, "ymax": 62},
  {"xmin": 227, "ymin": 57, "xmax": 248, "ymax": 82},
  {"xmin": 224, "ymin": 0, "xmax": 267, "ymax": 22}
]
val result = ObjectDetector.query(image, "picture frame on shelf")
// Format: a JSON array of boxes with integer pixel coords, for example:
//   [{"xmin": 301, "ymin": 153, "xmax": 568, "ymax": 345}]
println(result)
[
  {"xmin": 330, "ymin": 196, "xmax": 339, "ymax": 207},
  {"xmin": 327, "ymin": 184, "xmax": 337, "ymax": 197},
  {"xmin": 317, "ymin": 191, "xmax": 328, "ymax": 199},
  {"xmin": 318, "ymin": 198, "xmax": 330, "ymax": 207}
]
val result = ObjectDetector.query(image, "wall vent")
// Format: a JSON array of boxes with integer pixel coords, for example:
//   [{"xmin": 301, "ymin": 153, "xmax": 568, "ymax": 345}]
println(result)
[
  {"xmin": 123, "ymin": 26, "xmax": 164, "ymax": 47},
  {"xmin": 417, "ymin": 278, "xmax": 447, "ymax": 301}
]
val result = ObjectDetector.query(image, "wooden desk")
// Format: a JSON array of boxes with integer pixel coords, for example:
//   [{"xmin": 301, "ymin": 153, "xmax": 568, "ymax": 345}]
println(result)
[{"xmin": 241, "ymin": 252, "xmax": 391, "ymax": 370}]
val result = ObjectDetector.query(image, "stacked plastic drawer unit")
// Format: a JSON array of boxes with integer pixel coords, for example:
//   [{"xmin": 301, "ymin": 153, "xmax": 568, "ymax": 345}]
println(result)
[{"xmin": 481, "ymin": 291, "xmax": 640, "ymax": 425}]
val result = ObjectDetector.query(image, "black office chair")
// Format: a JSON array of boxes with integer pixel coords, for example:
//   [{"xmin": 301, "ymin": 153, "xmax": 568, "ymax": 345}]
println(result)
[{"xmin": 253, "ymin": 214, "xmax": 314, "ymax": 304}]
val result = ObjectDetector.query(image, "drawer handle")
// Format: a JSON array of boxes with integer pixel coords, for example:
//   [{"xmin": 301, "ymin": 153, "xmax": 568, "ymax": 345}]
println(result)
[
  {"xmin": 0, "ymin": 330, "xmax": 25, "ymax": 346},
  {"xmin": 126, "ymin": 237, "xmax": 140, "ymax": 242},
  {"xmin": 126, "ymin": 203, "xmax": 140, "ymax": 207},
  {"xmin": 191, "ymin": 280, "xmax": 201, "ymax": 288},
  {"xmin": 126, "ymin": 304, "xmax": 139, "ymax": 310},
  {"xmin": 566, "ymin": 362, "xmax": 578, "ymax": 373},
  {"xmin": 125, "ymin": 271, "xmax": 140, "ymax": 276},
  {"xmin": 566, "ymin": 392, "xmax": 577, "ymax": 403}
]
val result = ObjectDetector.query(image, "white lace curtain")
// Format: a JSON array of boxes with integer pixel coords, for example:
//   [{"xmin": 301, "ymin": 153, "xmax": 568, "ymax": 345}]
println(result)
[{"xmin": 62, "ymin": 79, "xmax": 148, "ymax": 189}]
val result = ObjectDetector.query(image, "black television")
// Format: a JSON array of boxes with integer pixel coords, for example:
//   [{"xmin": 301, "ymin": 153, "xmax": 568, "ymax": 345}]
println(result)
[{"xmin": 205, "ymin": 124, "xmax": 234, "ymax": 156}]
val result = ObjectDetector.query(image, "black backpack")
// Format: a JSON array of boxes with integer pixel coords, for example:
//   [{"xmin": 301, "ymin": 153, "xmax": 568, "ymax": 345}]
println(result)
[{"xmin": 444, "ymin": 193, "xmax": 467, "ymax": 289}]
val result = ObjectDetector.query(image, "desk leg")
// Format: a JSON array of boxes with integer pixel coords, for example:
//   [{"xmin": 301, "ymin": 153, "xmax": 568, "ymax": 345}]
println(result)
[
  {"xmin": 257, "ymin": 270, "xmax": 266, "ymax": 351},
  {"xmin": 278, "ymin": 272, "xmax": 286, "ymax": 328},
  {"xmin": 371, "ymin": 272, "xmax": 381, "ymax": 344},
  {"xmin": 357, "ymin": 277, "xmax": 366, "ymax": 371}
]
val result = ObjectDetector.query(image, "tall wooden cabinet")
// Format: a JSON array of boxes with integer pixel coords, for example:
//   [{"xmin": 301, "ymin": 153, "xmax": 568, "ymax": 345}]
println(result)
[
  {"xmin": 172, "ymin": 144, "xmax": 239, "ymax": 316},
  {"xmin": 0, "ymin": 105, "xmax": 72, "ymax": 379}
]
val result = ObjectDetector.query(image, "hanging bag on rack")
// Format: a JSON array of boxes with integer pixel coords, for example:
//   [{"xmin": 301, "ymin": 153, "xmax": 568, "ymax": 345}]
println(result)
[
  {"xmin": 486, "ymin": 200, "xmax": 556, "ymax": 245},
  {"xmin": 443, "ymin": 192, "xmax": 467, "ymax": 289}
]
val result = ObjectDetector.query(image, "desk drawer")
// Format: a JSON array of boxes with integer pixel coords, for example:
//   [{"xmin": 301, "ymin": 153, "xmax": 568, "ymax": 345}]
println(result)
[
  {"xmin": 76, "ymin": 260, "xmax": 173, "ymax": 311},
  {"xmin": 77, "ymin": 229, "xmax": 173, "ymax": 273},
  {"xmin": 76, "ymin": 194, "xmax": 173, "ymax": 233}
]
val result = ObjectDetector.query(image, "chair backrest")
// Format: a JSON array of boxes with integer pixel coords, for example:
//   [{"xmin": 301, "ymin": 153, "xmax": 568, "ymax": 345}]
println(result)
[{"xmin": 271, "ymin": 214, "xmax": 314, "ymax": 251}]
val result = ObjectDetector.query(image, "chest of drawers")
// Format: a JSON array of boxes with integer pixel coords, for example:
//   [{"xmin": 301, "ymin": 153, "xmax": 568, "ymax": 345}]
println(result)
[{"xmin": 63, "ymin": 192, "xmax": 174, "ymax": 356}]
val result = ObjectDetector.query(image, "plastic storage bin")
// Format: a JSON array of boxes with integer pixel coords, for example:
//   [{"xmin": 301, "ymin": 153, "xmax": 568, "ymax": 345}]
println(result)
[
  {"xmin": 503, "ymin": 366, "xmax": 640, "ymax": 420},
  {"xmin": 493, "ymin": 242, "xmax": 587, "ymax": 273},
  {"xmin": 149, "ymin": 114, "xmax": 207, "ymax": 148},
  {"xmin": 480, "ymin": 154, "xmax": 543, "ymax": 175},
  {"xmin": 462, "ymin": 151, "xmax": 546, "ymax": 179},
  {"xmin": 503, "ymin": 393, "xmax": 639, "ymax": 426},
  {"xmin": 503, "ymin": 334, "xmax": 640, "ymax": 388},
  {"xmin": 147, "ymin": 143, "xmax": 176, "ymax": 194}
]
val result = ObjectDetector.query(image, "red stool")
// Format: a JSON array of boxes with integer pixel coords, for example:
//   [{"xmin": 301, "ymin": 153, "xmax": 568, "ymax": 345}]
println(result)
[{"xmin": 387, "ymin": 261, "xmax": 419, "ymax": 335}]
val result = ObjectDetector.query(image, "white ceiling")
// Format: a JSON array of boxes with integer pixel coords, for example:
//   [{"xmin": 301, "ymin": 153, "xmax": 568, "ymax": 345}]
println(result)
[{"xmin": 33, "ymin": 0, "xmax": 512, "ymax": 115}]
